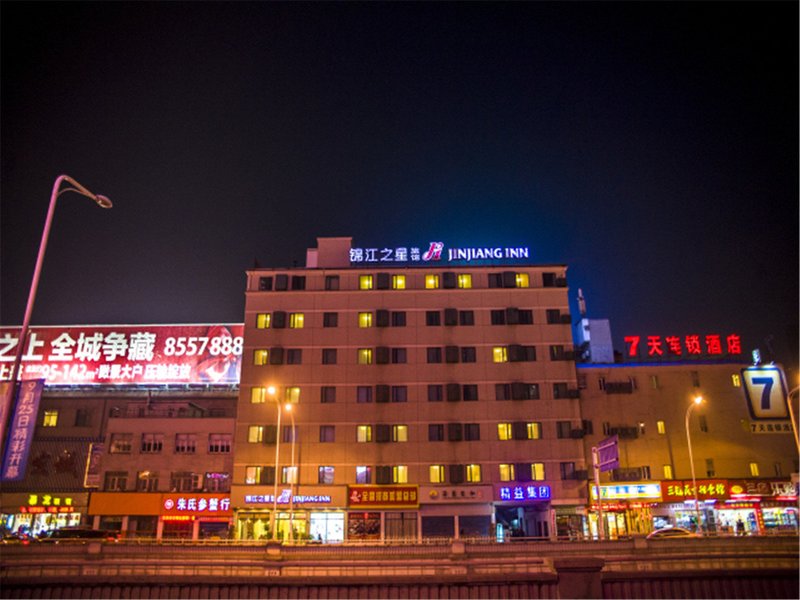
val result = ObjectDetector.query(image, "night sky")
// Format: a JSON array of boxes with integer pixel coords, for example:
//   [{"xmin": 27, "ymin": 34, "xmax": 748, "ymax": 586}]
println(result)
[{"xmin": 1, "ymin": 2, "xmax": 797, "ymax": 368}]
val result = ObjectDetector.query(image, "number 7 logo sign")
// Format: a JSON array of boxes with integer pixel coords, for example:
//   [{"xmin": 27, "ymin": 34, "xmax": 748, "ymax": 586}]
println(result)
[{"xmin": 741, "ymin": 366, "xmax": 789, "ymax": 420}]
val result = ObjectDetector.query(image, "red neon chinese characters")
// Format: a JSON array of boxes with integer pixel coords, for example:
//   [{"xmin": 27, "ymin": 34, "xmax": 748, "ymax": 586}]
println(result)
[
  {"xmin": 726, "ymin": 334, "xmax": 741, "ymax": 354},
  {"xmin": 685, "ymin": 335, "xmax": 702, "ymax": 355},
  {"xmin": 624, "ymin": 336, "xmax": 640, "ymax": 357},
  {"xmin": 646, "ymin": 336, "xmax": 663, "ymax": 356},
  {"xmin": 705, "ymin": 334, "xmax": 722, "ymax": 355},
  {"xmin": 665, "ymin": 336, "xmax": 682, "ymax": 356}
]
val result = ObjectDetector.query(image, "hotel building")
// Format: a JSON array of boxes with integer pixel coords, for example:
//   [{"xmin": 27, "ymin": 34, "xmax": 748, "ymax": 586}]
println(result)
[{"xmin": 232, "ymin": 237, "xmax": 587, "ymax": 542}]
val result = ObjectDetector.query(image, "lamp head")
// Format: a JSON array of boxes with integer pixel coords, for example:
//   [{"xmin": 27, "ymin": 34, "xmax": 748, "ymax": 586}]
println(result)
[
  {"xmin": 94, "ymin": 195, "xmax": 113, "ymax": 209},
  {"xmin": 693, "ymin": 395, "xmax": 704, "ymax": 405},
  {"xmin": 284, "ymin": 403, "xmax": 293, "ymax": 412},
  {"xmin": 267, "ymin": 385, "xmax": 276, "ymax": 396}
]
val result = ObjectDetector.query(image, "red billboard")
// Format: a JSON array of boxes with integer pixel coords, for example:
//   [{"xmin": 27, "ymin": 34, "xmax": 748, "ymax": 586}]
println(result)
[{"xmin": 0, "ymin": 324, "xmax": 243, "ymax": 386}]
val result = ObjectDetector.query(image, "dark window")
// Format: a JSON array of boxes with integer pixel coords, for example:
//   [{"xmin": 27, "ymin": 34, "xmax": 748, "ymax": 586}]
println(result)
[
  {"xmin": 376, "ymin": 309, "xmax": 390, "ymax": 327},
  {"xmin": 463, "ymin": 384, "xmax": 478, "ymax": 401},
  {"xmin": 490, "ymin": 309, "xmax": 505, "ymax": 325},
  {"xmin": 459, "ymin": 311, "xmax": 475, "ymax": 326},
  {"xmin": 321, "ymin": 386, "xmax": 336, "ymax": 403},
  {"xmin": 502, "ymin": 271, "xmax": 517, "ymax": 288},
  {"xmin": 519, "ymin": 309, "xmax": 533, "ymax": 324},
  {"xmin": 269, "ymin": 347, "xmax": 284, "ymax": 365},
  {"xmin": 376, "ymin": 385, "xmax": 390, "ymax": 403},
  {"xmin": 74, "ymin": 408, "xmax": 91, "ymax": 427},
  {"xmin": 543, "ymin": 273, "xmax": 557, "ymax": 288},
  {"xmin": 391, "ymin": 386, "xmax": 408, "ymax": 403},
  {"xmin": 444, "ymin": 308, "xmax": 458, "ymax": 326},
  {"xmin": 263, "ymin": 425, "xmax": 278, "ymax": 444},
  {"xmin": 376, "ymin": 466, "xmax": 392, "ymax": 484},
  {"xmin": 560, "ymin": 462, "xmax": 576, "ymax": 480},
  {"xmin": 556, "ymin": 421, "xmax": 572, "ymax": 439},
  {"xmin": 512, "ymin": 421, "xmax": 528, "ymax": 440},
  {"xmin": 323, "ymin": 312, "xmax": 338, "ymax": 327},
  {"xmin": 582, "ymin": 419, "xmax": 593, "ymax": 435},
  {"xmin": 320, "ymin": 425, "xmax": 335, "ymax": 442},
  {"xmin": 546, "ymin": 309, "xmax": 561, "ymax": 324},
  {"xmin": 391, "ymin": 348, "xmax": 407, "ymax": 364},
  {"xmin": 258, "ymin": 277, "xmax": 273, "ymax": 291},
  {"xmin": 291, "ymin": 276, "xmax": 306, "ymax": 290},
  {"xmin": 282, "ymin": 425, "xmax": 297, "ymax": 443},
  {"xmin": 427, "ymin": 347, "xmax": 442, "ymax": 363},
  {"xmin": 495, "ymin": 383, "xmax": 511, "ymax": 400},
  {"xmin": 447, "ymin": 423, "xmax": 463, "ymax": 441},
  {"xmin": 442, "ymin": 272, "xmax": 457, "ymax": 289},
  {"xmin": 464, "ymin": 423, "xmax": 480, "ymax": 441},
  {"xmin": 428, "ymin": 424, "xmax": 445, "ymax": 441},
  {"xmin": 550, "ymin": 345, "xmax": 567, "ymax": 361},
  {"xmin": 391, "ymin": 311, "xmax": 406, "ymax": 327},
  {"xmin": 509, "ymin": 344, "xmax": 536, "ymax": 362},
  {"xmin": 322, "ymin": 349, "xmax": 337, "ymax": 365},
  {"xmin": 376, "ymin": 273, "xmax": 391, "ymax": 289},
  {"xmin": 325, "ymin": 275, "xmax": 340, "ymax": 290},
  {"xmin": 506, "ymin": 307, "xmax": 520, "ymax": 325},
  {"xmin": 446, "ymin": 383, "xmax": 461, "ymax": 402},
  {"xmin": 460, "ymin": 347, "xmax": 476, "ymax": 362},
  {"xmin": 488, "ymin": 273, "xmax": 503, "ymax": 288},
  {"xmin": 275, "ymin": 274, "xmax": 289, "ymax": 290},
  {"xmin": 515, "ymin": 463, "xmax": 532, "ymax": 482},
  {"xmin": 426, "ymin": 311, "xmax": 441, "ymax": 326},
  {"xmin": 553, "ymin": 383, "xmax": 569, "ymax": 399},
  {"xmin": 357, "ymin": 386, "xmax": 373, "ymax": 403},
  {"xmin": 445, "ymin": 345, "xmax": 460, "ymax": 363},
  {"xmin": 259, "ymin": 466, "xmax": 276, "ymax": 485},
  {"xmin": 449, "ymin": 464, "xmax": 465, "ymax": 484},
  {"xmin": 375, "ymin": 346, "xmax": 390, "ymax": 364},
  {"xmin": 375, "ymin": 424, "xmax": 391, "ymax": 443},
  {"xmin": 272, "ymin": 311, "xmax": 287, "ymax": 328},
  {"xmin": 286, "ymin": 349, "xmax": 302, "ymax": 364},
  {"xmin": 428, "ymin": 385, "xmax": 443, "ymax": 402}
]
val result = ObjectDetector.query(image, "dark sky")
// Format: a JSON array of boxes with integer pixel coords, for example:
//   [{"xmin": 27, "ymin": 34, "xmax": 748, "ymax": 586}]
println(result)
[{"xmin": 1, "ymin": 2, "xmax": 797, "ymax": 367}]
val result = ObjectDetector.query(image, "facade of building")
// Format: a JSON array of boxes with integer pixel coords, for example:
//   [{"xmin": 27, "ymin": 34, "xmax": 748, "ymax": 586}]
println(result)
[{"xmin": 232, "ymin": 237, "xmax": 587, "ymax": 542}]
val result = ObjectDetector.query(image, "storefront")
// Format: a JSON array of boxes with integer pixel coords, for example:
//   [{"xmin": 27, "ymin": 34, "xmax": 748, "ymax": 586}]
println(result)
[
  {"xmin": 348, "ymin": 484, "xmax": 422, "ymax": 541},
  {"xmin": 89, "ymin": 492, "xmax": 232, "ymax": 539},
  {"xmin": 492, "ymin": 483, "xmax": 551, "ymax": 540},
  {"xmin": 589, "ymin": 482, "xmax": 661, "ymax": 538},
  {"xmin": 0, "ymin": 492, "xmax": 87, "ymax": 537},
  {"xmin": 233, "ymin": 486, "xmax": 346, "ymax": 542},
  {"xmin": 419, "ymin": 484, "xmax": 493, "ymax": 540}
]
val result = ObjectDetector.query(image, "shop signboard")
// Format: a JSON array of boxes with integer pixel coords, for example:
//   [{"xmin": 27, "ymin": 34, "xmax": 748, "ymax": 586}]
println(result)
[
  {"xmin": 740, "ymin": 365, "xmax": 789, "ymax": 421},
  {"xmin": 496, "ymin": 484, "xmax": 551, "ymax": 502},
  {"xmin": 161, "ymin": 493, "xmax": 232, "ymax": 516},
  {"xmin": 347, "ymin": 485, "xmax": 419, "ymax": 508},
  {"xmin": 0, "ymin": 324, "xmax": 243, "ymax": 386},
  {"xmin": 623, "ymin": 333, "xmax": 742, "ymax": 360},
  {"xmin": 729, "ymin": 479, "xmax": 797, "ymax": 500},
  {"xmin": 662, "ymin": 479, "xmax": 730, "ymax": 502},
  {"xmin": 590, "ymin": 483, "xmax": 661, "ymax": 501}
]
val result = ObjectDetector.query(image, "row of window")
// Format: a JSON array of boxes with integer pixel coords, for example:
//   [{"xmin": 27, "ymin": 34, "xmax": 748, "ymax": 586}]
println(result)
[
  {"xmin": 256, "ymin": 271, "xmax": 567, "ymax": 293},
  {"xmin": 247, "ymin": 420, "xmax": 584, "ymax": 444},
  {"xmin": 254, "ymin": 307, "xmax": 569, "ymax": 329},
  {"xmin": 39, "ymin": 409, "xmax": 91, "ymax": 428},
  {"xmin": 109, "ymin": 433, "xmax": 232, "ymax": 454},
  {"xmin": 104, "ymin": 471, "xmax": 230, "ymax": 492},
  {"xmin": 252, "ymin": 344, "xmax": 573, "ymax": 366},
  {"xmin": 252, "ymin": 382, "xmax": 576, "ymax": 404}
]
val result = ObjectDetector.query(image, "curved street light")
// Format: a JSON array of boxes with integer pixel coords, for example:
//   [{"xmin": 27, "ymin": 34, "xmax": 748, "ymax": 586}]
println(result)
[
  {"xmin": 285, "ymin": 403, "xmax": 296, "ymax": 543},
  {"xmin": 1, "ymin": 175, "xmax": 111, "ymax": 450},
  {"xmin": 685, "ymin": 395, "xmax": 705, "ymax": 535}
]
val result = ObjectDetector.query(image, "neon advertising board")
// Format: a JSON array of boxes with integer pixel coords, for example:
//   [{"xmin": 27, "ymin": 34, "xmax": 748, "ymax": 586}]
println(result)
[
  {"xmin": 0, "ymin": 324, "xmax": 243, "ymax": 386},
  {"xmin": 347, "ymin": 485, "xmax": 419, "ymax": 508},
  {"xmin": 496, "ymin": 484, "xmax": 551, "ymax": 502},
  {"xmin": 349, "ymin": 241, "xmax": 530, "ymax": 265},
  {"xmin": 623, "ymin": 333, "xmax": 742, "ymax": 360},
  {"xmin": 162, "ymin": 494, "xmax": 232, "ymax": 516}
]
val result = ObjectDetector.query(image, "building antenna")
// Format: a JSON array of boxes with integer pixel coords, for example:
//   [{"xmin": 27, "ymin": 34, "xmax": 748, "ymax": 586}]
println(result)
[{"xmin": 577, "ymin": 288, "xmax": 587, "ymax": 317}]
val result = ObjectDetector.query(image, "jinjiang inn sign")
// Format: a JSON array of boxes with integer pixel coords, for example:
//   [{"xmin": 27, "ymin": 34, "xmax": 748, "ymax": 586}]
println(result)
[{"xmin": 349, "ymin": 241, "xmax": 530, "ymax": 264}]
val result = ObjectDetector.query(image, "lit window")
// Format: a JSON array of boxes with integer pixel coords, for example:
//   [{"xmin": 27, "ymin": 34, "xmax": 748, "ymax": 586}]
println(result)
[
  {"xmin": 356, "ymin": 466, "xmax": 372, "ymax": 484},
  {"xmin": 318, "ymin": 466, "xmax": 335, "ymax": 484},
  {"xmin": 497, "ymin": 423, "xmax": 513, "ymax": 441},
  {"xmin": 251, "ymin": 387, "xmax": 268, "ymax": 403},
  {"xmin": 392, "ymin": 425, "xmax": 408, "ymax": 442},
  {"xmin": 358, "ymin": 312, "xmax": 373, "ymax": 328},
  {"xmin": 256, "ymin": 313, "xmax": 271, "ymax": 329},
  {"xmin": 284, "ymin": 387, "xmax": 300, "ymax": 403},
  {"xmin": 515, "ymin": 273, "xmax": 529, "ymax": 288},
  {"xmin": 531, "ymin": 463, "xmax": 545, "ymax": 481},
  {"xmin": 245, "ymin": 466, "xmax": 262, "ymax": 485},
  {"xmin": 254, "ymin": 349, "xmax": 269, "ymax": 366},
  {"xmin": 429, "ymin": 465, "xmax": 445, "ymax": 483},
  {"xmin": 42, "ymin": 410, "xmax": 59, "ymax": 427},
  {"xmin": 749, "ymin": 462, "xmax": 759, "ymax": 477},
  {"xmin": 359, "ymin": 275, "xmax": 373, "ymax": 290},
  {"xmin": 248, "ymin": 426, "xmax": 264, "ymax": 443},
  {"xmin": 357, "ymin": 425, "xmax": 372, "ymax": 442},
  {"xmin": 358, "ymin": 348, "xmax": 373, "ymax": 365},
  {"xmin": 288, "ymin": 313, "xmax": 304, "ymax": 328},
  {"xmin": 466, "ymin": 464, "xmax": 482, "ymax": 483},
  {"xmin": 457, "ymin": 274, "xmax": 472, "ymax": 289},
  {"xmin": 493, "ymin": 347, "xmax": 508, "ymax": 363},
  {"xmin": 282, "ymin": 466, "xmax": 298, "ymax": 484},
  {"xmin": 110, "ymin": 433, "xmax": 132, "ymax": 454},
  {"xmin": 425, "ymin": 274, "xmax": 440, "ymax": 289},
  {"xmin": 663, "ymin": 464, "xmax": 673, "ymax": 479},
  {"xmin": 527, "ymin": 422, "xmax": 542, "ymax": 440},
  {"xmin": 731, "ymin": 374, "xmax": 741, "ymax": 387},
  {"xmin": 657, "ymin": 420, "xmax": 666, "ymax": 434},
  {"xmin": 392, "ymin": 275, "xmax": 406, "ymax": 290},
  {"xmin": 392, "ymin": 465, "xmax": 408, "ymax": 483},
  {"xmin": 499, "ymin": 464, "xmax": 515, "ymax": 482}
]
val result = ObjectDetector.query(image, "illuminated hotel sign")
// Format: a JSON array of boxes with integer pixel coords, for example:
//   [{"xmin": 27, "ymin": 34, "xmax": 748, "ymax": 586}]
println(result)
[
  {"xmin": 349, "ymin": 241, "xmax": 530, "ymax": 264},
  {"xmin": 244, "ymin": 491, "xmax": 332, "ymax": 505},
  {"xmin": 162, "ymin": 494, "xmax": 232, "ymax": 516},
  {"xmin": 741, "ymin": 365, "xmax": 789, "ymax": 421},
  {"xmin": 0, "ymin": 324, "xmax": 243, "ymax": 386},
  {"xmin": 590, "ymin": 483, "xmax": 661, "ymax": 501},
  {"xmin": 348, "ymin": 485, "xmax": 419, "ymax": 508},
  {"xmin": 497, "ymin": 484, "xmax": 551, "ymax": 502},
  {"xmin": 623, "ymin": 333, "xmax": 742, "ymax": 359}
]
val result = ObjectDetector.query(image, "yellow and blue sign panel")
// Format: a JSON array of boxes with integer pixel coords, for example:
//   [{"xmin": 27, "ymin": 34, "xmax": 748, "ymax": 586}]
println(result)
[{"xmin": 741, "ymin": 366, "xmax": 788, "ymax": 420}]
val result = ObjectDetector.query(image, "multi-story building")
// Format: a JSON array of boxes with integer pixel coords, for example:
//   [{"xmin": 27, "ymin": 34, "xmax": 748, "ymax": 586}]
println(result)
[
  {"xmin": 232, "ymin": 237, "xmax": 587, "ymax": 542},
  {"xmin": 576, "ymin": 325, "xmax": 798, "ymax": 538},
  {"xmin": 0, "ymin": 324, "xmax": 242, "ymax": 540}
]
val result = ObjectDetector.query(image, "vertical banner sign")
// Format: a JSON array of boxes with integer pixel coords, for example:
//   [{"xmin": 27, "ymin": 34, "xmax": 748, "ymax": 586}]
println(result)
[
  {"xmin": 741, "ymin": 366, "xmax": 788, "ymax": 420},
  {"xmin": 83, "ymin": 442, "xmax": 104, "ymax": 488},
  {"xmin": 1, "ymin": 379, "xmax": 45, "ymax": 481}
]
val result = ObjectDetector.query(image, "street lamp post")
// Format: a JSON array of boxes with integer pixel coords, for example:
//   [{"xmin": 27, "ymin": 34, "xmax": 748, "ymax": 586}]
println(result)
[
  {"xmin": 685, "ymin": 395, "xmax": 705, "ymax": 535},
  {"xmin": 1, "ymin": 175, "xmax": 111, "ymax": 452},
  {"xmin": 787, "ymin": 386, "xmax": 799, "ymax": 453},
  {"xmin": 285, "ymin": 403, "xmax": 296, "ymax": 543},
  {"xmin": 267, "ymin": 387, "xmax": 283, "ymax": 541}
]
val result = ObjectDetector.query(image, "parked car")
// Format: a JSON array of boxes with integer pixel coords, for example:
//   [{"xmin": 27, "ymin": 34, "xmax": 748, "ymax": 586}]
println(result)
[
  {"xmin": 1, "ymin": 532, "xmax": 32, "ymax": 545},
  {"xmin": 646, "ymin": 526, "xmax": 700, "ymax": 539},
  {"xmin": 39, "ymin": 527, "xmax": 119, "ymax": 543}
]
